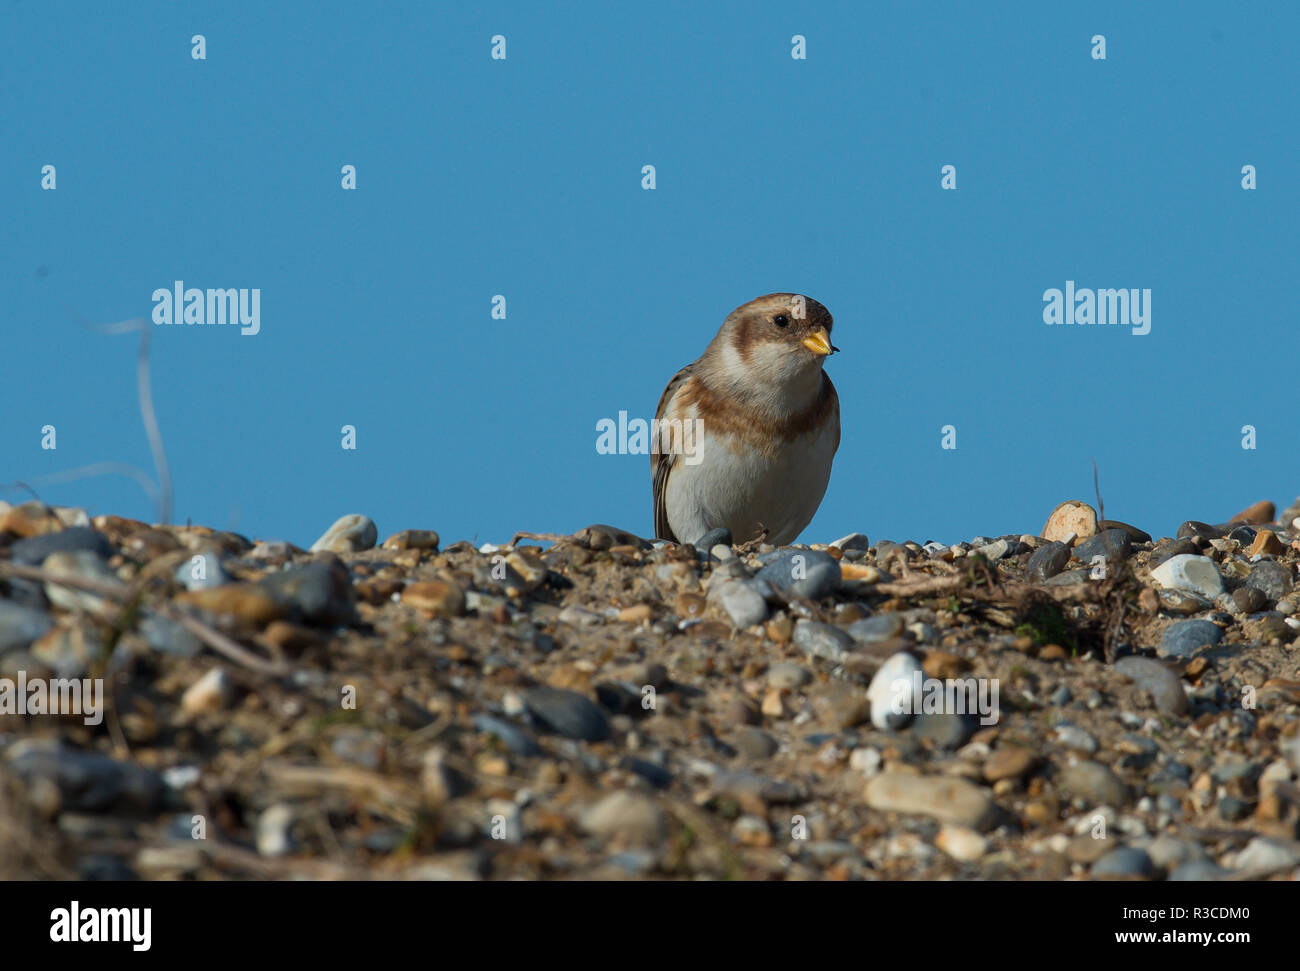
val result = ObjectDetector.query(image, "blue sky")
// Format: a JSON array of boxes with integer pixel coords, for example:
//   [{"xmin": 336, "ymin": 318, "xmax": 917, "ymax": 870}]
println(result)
[{"xmin": 3, "ymin": 1, "xmax": 1296, "ymax": 548}]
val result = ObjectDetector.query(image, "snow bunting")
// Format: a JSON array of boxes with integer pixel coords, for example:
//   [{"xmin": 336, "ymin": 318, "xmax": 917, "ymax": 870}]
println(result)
[{"xmin": 651, "ymin": 293, "xmax": 840, "ymax": 547}]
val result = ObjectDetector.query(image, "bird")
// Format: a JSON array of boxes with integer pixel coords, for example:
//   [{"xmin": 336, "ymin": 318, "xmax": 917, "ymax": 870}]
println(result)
[{"xmin": 651, "ymin": 293, "xmax": 840, "ymax": 548}]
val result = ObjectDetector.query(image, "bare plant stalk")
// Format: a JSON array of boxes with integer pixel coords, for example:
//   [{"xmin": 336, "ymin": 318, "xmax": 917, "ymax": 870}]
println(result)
[
  {"xmin": 91, "ymin": 317, "xmax": 173, "ymax": 524},
  {"xmin": 11, "ymin": 462, "xmax": 162, "ymax": 511},
  {"xmin": 1092, "ymin": 457, "xmax": 1105, "ymax": 524}
]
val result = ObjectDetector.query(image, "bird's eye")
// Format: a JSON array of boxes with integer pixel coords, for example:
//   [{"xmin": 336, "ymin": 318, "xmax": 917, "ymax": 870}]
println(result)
[{"xmin": 773, "ymin": 314, "xmax": 789, "ymax": 328}]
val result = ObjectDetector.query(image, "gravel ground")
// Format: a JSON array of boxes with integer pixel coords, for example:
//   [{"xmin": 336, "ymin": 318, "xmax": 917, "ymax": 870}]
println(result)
[{"xmin": 2, "ymin": 497, "xmax": 1299, "ymax": 881}]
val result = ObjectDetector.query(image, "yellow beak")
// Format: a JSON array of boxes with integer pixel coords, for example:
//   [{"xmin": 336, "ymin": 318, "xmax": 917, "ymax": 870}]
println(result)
[{"xmin": 801, "ymin": 327, "xmax": 833, "ymax": 357}]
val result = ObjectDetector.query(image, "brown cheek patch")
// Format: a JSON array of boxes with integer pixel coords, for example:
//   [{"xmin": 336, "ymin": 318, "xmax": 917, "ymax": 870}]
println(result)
[
  {"xmin": 733, "ymin": 316, "xmax": 755, "ymax": 364},
  {"xmin": 679, "ymin": 373, "xmax": 838, "ymax": 459}
]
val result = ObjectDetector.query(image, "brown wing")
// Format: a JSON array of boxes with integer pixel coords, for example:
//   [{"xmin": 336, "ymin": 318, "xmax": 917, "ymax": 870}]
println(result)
[
  {"xmin": 651, "ymin": 363, "xmax": 695, "ymax": 541},
  {"xmin": 825, "ymin": 373, "xmax": 841, "ymax": 456}
]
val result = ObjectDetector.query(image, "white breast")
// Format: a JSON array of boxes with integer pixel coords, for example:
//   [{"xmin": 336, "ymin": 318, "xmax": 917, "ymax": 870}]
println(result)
[{"xmin": 664, "ymin": 417, "xmax": 837, "ymax": 546}]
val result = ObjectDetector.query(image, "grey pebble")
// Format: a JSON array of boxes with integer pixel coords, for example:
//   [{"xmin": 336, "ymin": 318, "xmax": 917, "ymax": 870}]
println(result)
[
  {"xmin": 847, "ymin": 613, "xmax": 903, "ymax": 645},
  {"xmin": 911, "ymin": 712, "xmax": 976, "ymax": 751},
  {"xmin": 472, "ymin": 713, "xmax": 540, "ymax": 756},
  {"xmin": 0, "ymin": 601, "xmax": 53, "ymax": 653},
  {"xmin": 174, "ymin": 552, "xmax": 231, "ymax": 591},
  {"xmin": 1158, "ymin": 619, "xmax": 1223, "ymax": 659},
  {"xmin": 1168, "ymin": 861, "xmax": 1231, "ymax": 881},
  {"xmin": 1092, "ymin": 847, "xmax": 1155, "ymax": 879},
  {"xmin": 793, "ymin": 619, "xmax": 855, "ymax": 663},
  {"xmin": 755, "ymin": 550, "xmax": 841, "ymax": 600},
  {"xmin": 1245, "ymin": 561, "xmax": 1293, "ymax": 603},
  {"xmin": 734, "ymin": 727, "xmax": 779, "ymax": 760},
  {"xmin": 140, "ymin": 613, "xmax": 204, "ymax": 658},
  {"xmin": 713, "ymin": 578, "xmax": 769, "ymax": 628},
  {"xmin": 1058, "ymin": 761, "xmax": 1129, "ymax": 807},
  {"xmin": 1114, "ymin": 656, "xmax": 1189, "ymax": 716},
  {"xmin": 767, "ymin": 662, "xmax": 812, "ymax": 690}
]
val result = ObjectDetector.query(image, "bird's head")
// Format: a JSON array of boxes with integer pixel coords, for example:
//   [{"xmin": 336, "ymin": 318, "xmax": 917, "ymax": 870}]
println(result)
[{"xmin": 701, "ymin": 293, "xmax": 838, "ymax": 409}]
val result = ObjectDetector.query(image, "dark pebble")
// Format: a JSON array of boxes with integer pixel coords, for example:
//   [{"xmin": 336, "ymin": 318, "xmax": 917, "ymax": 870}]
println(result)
[
  {"xmin": 524, "ymin": 687, "xmax": 611, "ymax": 742},
  {"xmin": 471, "ymin": 713, "xmax": 540, "ymax": 756},
  {"xmin": 1151, "ymin": 538, "xmax": 1198, "ymax": 566},
  {"xmin": 259, "ymin": 561, "xmax": 357, "ymax": 626},
  {"xmin": 9, "ymin": 526, "xmax": 114, "ymax": 566},
  {"xmin": 1072, "ymin": 529, "xmax": 1132, "ymax": 565},
  {"xmin": 1100, "ymin": 520, "xmax": 1151, "ymax": 544},
  {"xmin": 1176, "ymin": 521, "xmax": 1223, "ymax": 540},
  {"xmin": 6, "ymin": 739, "xmax": 163, "ymax": 813},
  {"xmin": 1232, "ymin": 586, "xmax": 1267, "ymax": 613},
  {"xmin": 1227, "ymin": 525, "xmax": 1258, "ymax": 544},
  {"xmin": 911, "ymin": 712, "xmax": 977, "ymax": 751},
  {"xmin": 575, "ymin": 524, "xmax": 649, "ymax": 550},
  {"xmin": 1026, "ymin": 541, "xmax": 1070, "ymax": 582},
  {"xmin": 1218, "ymin": 796, "xmax": 1250, "ymax": 822},
  {"xmin": 620, "ymin": 756, "xmax": 673, "ymax": 789}
]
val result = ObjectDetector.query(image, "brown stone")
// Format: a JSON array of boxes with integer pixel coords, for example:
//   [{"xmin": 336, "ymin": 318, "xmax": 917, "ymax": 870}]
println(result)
[
  {"xmin": 381, "ymin": 529, "xmax": 440, "ymax": 551},
  {"xmin": 761, "ymin": 688, "xmax": 787, "ymax": 718},
  {"xmin": 725, "ymin": 695, "xmax": 761, "ymax": 726},
  {"xmin": 92, "ymin": 514, "xmax": 150, "ymax": 538},
  {"xmin": 1259, "ymin": 679, "xmax": 1300, "ymax": 706},
  {"xmin": 864, "ymin": 772, "xmax": 999, "ymax": 831},
  {"xmin": 1042, "ymin": 501, "xmax": 1098, "ymax": 545},
  {"xmin": 261, "ymin": 620, "xmax": 322, "ymax": 653},
  {"xmin": 1023, "ymin": 799, "xmax": 1058, "ymax": 827},
  {"xmin": 0, "ymin": 502, "xmax": 63, "ymax": 537},
  {"xmin": 1248, "ymin": 530, "xmax": 1285, "ymax": 557},
  {"xmin": 176, "ymin": 584, "xmax": 285, "ymax": 626},
  {"xmin": 923, "ymin": 650, "xmax": 969, "ymax": 680},
  {"xmin": 401, "ymin": 580, "xmax": 465, "ymax": 618},
  {"xmin": 1230, "ymin": 500, "xmax": 1275, "ymax": 524},
  {"xmin": 390, "ymin": 549, "xmax": 421, "ymax": 569},
  {"xmin": 674, "ymin": 593, "xmax": 705, "ymax": 619},
  {"xmin": 765, "ymin": 614, "xmax": 793, "ymax": 643},
  {"xmin": 1065, "ymin": 836, "xmax": 1111, "ymax": 864},
  {"xmin": 983, "ymin": 745, "xmax": 1038, "ymax": 783},
  {"xmin": 616, "ymin": 604, "xmax": 652, "ymax": 624},
  {"xmin": 354, "ymin": 577, "xmax": 403, "ymax": 605}
]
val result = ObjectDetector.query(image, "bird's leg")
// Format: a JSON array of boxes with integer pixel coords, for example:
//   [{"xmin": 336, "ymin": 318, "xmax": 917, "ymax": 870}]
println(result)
[{"xmin": 735, "ymin": 524, "xmax": 770, "ymax": 556}]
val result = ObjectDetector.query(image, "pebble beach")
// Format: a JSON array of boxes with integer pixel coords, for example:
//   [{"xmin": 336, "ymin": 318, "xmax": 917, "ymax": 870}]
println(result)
[{"xmin": 2, "ymin": 497, "xmax": 1299, "ymax": 881}]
